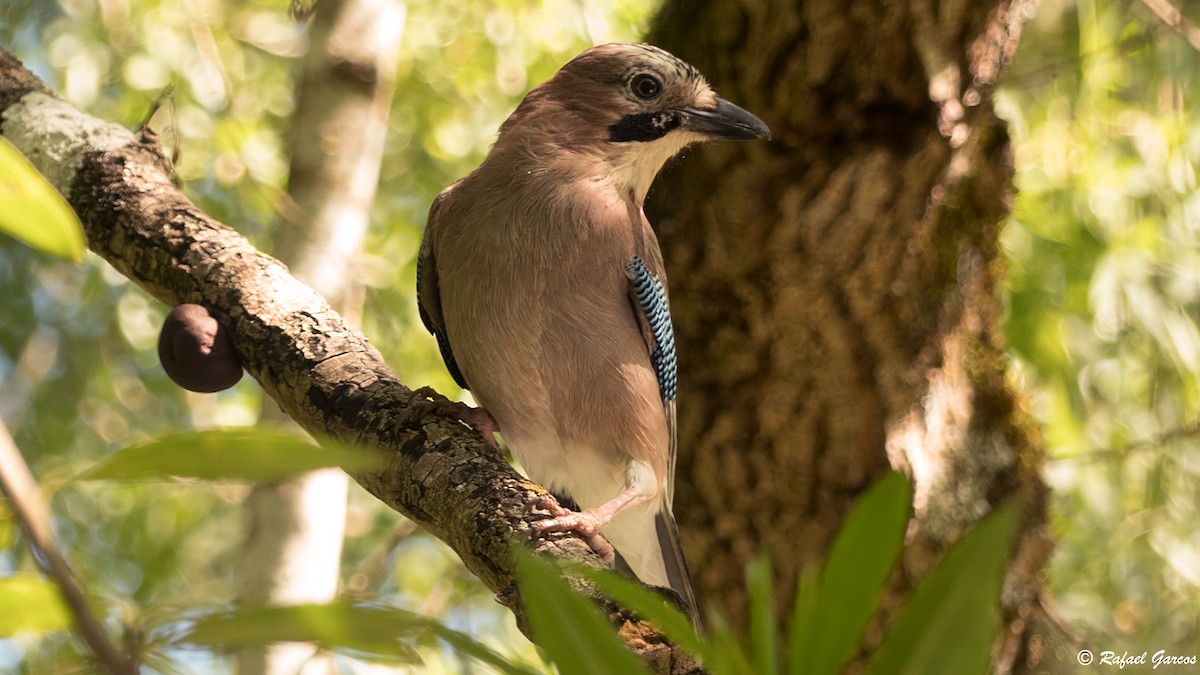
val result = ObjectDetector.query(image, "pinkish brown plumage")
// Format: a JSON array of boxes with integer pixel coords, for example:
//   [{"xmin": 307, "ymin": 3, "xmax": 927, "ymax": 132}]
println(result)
[{"xmin": 417, "ymin": 42, "xmax": 769, "ymax": 624}]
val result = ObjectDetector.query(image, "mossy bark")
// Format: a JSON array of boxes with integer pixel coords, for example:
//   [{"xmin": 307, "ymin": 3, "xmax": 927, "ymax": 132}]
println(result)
[{"xmin": 649, "ymin": 1, "xmax": 1064, "ymax": 670}]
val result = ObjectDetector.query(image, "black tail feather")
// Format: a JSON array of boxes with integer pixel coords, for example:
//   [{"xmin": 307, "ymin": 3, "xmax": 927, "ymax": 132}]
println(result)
[{"xmin": 656, "ymin": 509, "xmax": 702, "ymax": 629}]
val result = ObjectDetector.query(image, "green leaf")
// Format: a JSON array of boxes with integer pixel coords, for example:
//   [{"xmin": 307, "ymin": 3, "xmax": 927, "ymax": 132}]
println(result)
[
  {"xmin": 515, "ymin": 550, "xmax": 651, "ymax": 675},
  {"xmin": 867, "ymin": 499, "xmax": 1023, "ymax": 675},
  {"xmin": 0, "ymin": 506, "xmax": 14, "ymax": 551},
  {"xmin": 703, "ymin": 608, "xmax": 757, "ymax": 675},
  {"xmin": 0, "ymin": 136, "xmax": 86, "ymax": 262},
  {"xmin": 579, "ymin": 565, "xmax": 758, "ymax": 675},
  {"xmin": 183, "ymin": 602, "xmax": 415, "ymax": 660},
  {"xmin": 578, "ymin": 567, "xmax": 706, "ymax": 657},
  {"xmin": 181, "ymin": 601, "xmax": 539, "ymax": 674},
  {"xmin": 786, "ymin": 562, "xmax": 820, "ymax": 675},
  {"xmin": 81, "ymin": 429, "xmax": 385, "ymax": 482},
  {"xmin": 747, "ymin": 553, "xmax": 778, "ymax": 675},
  {"xmin": 0, "ymin": 575, "xmax": 72, "ymax": 636},
  {"xmin": 791, "ymin": 471, "xmax": 912, "ymax": 675}
]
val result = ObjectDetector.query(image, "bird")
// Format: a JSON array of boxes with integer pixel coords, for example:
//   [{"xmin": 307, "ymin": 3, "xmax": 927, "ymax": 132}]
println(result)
[{"xmin": 416, "ymin": 42, "xmax": 769, "ymax": 623}]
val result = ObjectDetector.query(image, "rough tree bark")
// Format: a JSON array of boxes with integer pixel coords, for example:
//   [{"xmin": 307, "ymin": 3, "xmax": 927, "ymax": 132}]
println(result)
[{"xmin": 648, "ymin": 0, "xmax": 1065, "ymax": 671}]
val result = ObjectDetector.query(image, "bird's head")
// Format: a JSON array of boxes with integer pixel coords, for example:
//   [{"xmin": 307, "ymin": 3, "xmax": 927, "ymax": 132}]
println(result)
[{"xmin": 496, "ymin": 43, "xmax": 770, "ymax": 203}]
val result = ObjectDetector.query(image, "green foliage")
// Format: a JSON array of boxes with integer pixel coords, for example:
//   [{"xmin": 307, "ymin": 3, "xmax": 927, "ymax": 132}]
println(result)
[
  {"xmin": 81, "ymin": 428, "xmax": 384, "ymax": 482},
  {"xmin": 0, "ymin": 575, "xmax": 71, "ymax": 636},
  {"xmin": 0, "ymin": 427, "xmax": 552, "ymax": 672},
  {"xmin": 516, "ymin": 551, "xmax": 652, "ymax": 675},
  {"xmin": 0, "ymin": 137, "xmax": 85, "ymax": 262},
  {"xmin": 180, "ymin": 600, "xmax": 542, "ymax": 673},
  {"xmin": 579, "ymin": 564, "xmax": 709, "ymax": 657},
  {"xmin": 790, "ymin": 471, "xmax": 910, "ymax": 675},
  {"xmin": 518, "ymin": 473, "xmax": 1019, "ymax": 675},
  {"xmin": 747, "ymin": 555, "xmax": 778, "ymax": 673},
  {"xmin": 865, "ymin": 501, "xmax": 1021, "ymax": 675},
  {"xmin": 4, "ymin": 0, "xmax": 1197, "ymax": 669},
  {"xmin": 998, "ymin": 0, "xmax": 1200, "ymax": 649}
]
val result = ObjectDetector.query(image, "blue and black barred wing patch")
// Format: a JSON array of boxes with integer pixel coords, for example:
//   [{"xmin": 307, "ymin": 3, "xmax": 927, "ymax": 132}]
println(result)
[{"xmin": 624, "ymin": 255, "xmax": 677, "ymax": 402}]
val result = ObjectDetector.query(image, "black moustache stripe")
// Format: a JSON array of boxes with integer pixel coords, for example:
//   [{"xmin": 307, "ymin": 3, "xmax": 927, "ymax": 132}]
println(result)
[{"xmin": 608, "ymin": 112, "xmax": 680, "ymax": 142}]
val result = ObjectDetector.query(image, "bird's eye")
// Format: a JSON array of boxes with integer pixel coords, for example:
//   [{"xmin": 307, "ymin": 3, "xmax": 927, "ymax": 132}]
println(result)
[{"xmin": 630, "ymin": 73, "xmax": 662, "ymax": 100}]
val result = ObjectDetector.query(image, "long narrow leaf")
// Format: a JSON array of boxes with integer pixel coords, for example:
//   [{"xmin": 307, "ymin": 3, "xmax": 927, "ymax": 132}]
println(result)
[
  {"xmin": 579, "ymin": 567, "xmax": 706, "ymax": 657},
  {"xmin": 515, "ymin": 551, "xmax": 651, "ymax": 675},
  {"xmin": 867, "ymin": 499, "xmax": 1023, "ymax": 675},
  {"xmin": 703, "ymin": 609, "xmax": 757, "ymax": 675},
  {"xmin": 792, "ymin": 471, "xmax": 912, "ymax": 675},
  {"xmin": 786, "ymin": 562, "xmax": 821, "ymax": 675},
  {"xmin": 747, "ymin": 553, "xmax": 778, "ymax": 674},
  {"xmin": 82, "ymin": 429, "xmax": 383, "ymax": 482},
  {"xmin": 183, "ymin": 602, "xmax": 419, "ymax": 662},
  {"xmin": 179, "ymin": 601, "xmax": 540, "ymax": 675}
]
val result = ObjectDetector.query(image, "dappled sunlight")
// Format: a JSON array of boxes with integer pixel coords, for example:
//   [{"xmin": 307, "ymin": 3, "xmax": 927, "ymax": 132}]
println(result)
[
  {"xmin": 0, "ymin": 0, "xmax": 650, "ymax": 671},
  {"xmin": 3, "ymin": 0, "xmax": 1197, "ymax": 669},
  {"xmin": 999, "ymin": 0, "xmax": 1200, "ymax": 649}
]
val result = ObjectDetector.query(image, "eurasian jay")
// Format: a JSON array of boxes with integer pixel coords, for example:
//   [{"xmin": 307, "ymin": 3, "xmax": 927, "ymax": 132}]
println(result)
[{"xmin": 417, "ymin": 42, "xmax": 769, "ymax": 623}]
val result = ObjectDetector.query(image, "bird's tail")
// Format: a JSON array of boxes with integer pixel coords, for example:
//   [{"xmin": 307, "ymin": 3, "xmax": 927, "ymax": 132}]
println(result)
[{"xmin": 656, "ymin": 507, "xmax": 702, "ymax": 628}]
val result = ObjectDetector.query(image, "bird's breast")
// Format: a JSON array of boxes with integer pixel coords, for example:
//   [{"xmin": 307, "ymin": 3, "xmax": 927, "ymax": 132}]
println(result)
[{"xmin": 436, "ymin": 192, "xmax": 669, "ymax": 497}]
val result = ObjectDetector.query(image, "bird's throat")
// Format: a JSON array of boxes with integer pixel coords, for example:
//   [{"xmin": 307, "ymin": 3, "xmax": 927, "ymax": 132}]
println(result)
[{"xmin": 607, "ymin": 134, "xmax": 697, "ymax": 205}]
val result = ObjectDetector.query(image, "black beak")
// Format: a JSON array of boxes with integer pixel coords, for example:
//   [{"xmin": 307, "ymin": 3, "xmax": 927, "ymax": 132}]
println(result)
[{"xmin": 680, "ymin": 97, "xmax": 771, "ymax": 141}]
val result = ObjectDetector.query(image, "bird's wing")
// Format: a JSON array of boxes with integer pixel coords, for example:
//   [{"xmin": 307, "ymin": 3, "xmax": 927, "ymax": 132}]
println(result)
[
  {"xmin": 623, "ymin": 254, "xmax": 678, "ymax": 505},
  {"xmin": 624, "ymin": 254, "xmax": 700, "ymax": 623},
  {"xmin": 418, "ymin": 188, "xmax": 470, "ymax": 390}
]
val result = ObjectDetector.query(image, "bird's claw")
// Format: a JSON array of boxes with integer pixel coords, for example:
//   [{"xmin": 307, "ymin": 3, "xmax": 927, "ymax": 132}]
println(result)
[
  {"xmin": 409, "ymin": 386, "xmax": 502, "ymax": 453},
  {"xmin": 527, "ymin": 494, "xmax": 616, "ymax": 565}
]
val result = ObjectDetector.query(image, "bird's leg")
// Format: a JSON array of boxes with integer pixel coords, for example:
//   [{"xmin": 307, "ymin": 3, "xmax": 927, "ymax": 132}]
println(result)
[
  {"xmin": 529, "ymin": 487, "xmax": 652, "ymax": 565},
  {"xmin": 529, "ymin": 494, "xmax": 617, "ymax": 564},
  {"xmin": 407, "ymin": 386, "xmax": 502, "ymax": 452}
]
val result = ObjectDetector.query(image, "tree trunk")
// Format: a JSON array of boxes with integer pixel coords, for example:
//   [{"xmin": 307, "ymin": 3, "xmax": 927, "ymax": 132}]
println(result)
[{"xmin": 649, "ymin": 1, "xmax": 1060, "ymax": 670}]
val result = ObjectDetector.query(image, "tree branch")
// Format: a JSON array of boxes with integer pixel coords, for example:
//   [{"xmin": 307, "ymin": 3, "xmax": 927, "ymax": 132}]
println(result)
[
  {"xmin": 0, "ymin": 48, "xmax": 698, "ymax": 673},
  {"xmin": 1139, "ymin": 0, "xmax": 1200, "ymax": 51},
  {"xmin": 0, "ymin": 418, "xmax": 138, "ymax": 675}
]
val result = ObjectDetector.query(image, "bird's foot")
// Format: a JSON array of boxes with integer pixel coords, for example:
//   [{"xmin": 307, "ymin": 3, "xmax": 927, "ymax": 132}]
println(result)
[
  {"xmin": 409, "ymin": 386, "xmax": 502, "ymax": 453},
  {"xmin": 528, "ymin": 494, "xmax": 616, "ymax": 565}
]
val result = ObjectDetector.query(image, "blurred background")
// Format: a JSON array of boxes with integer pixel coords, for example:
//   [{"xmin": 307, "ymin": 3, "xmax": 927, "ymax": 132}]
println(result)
[
  {"xmin": 0, "ymin": 0, "xmax": 1196, "ymax": 671},
  {"xmin": 1000, "ymin": 0, "xmax": 1200, "ymax": 652}
]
